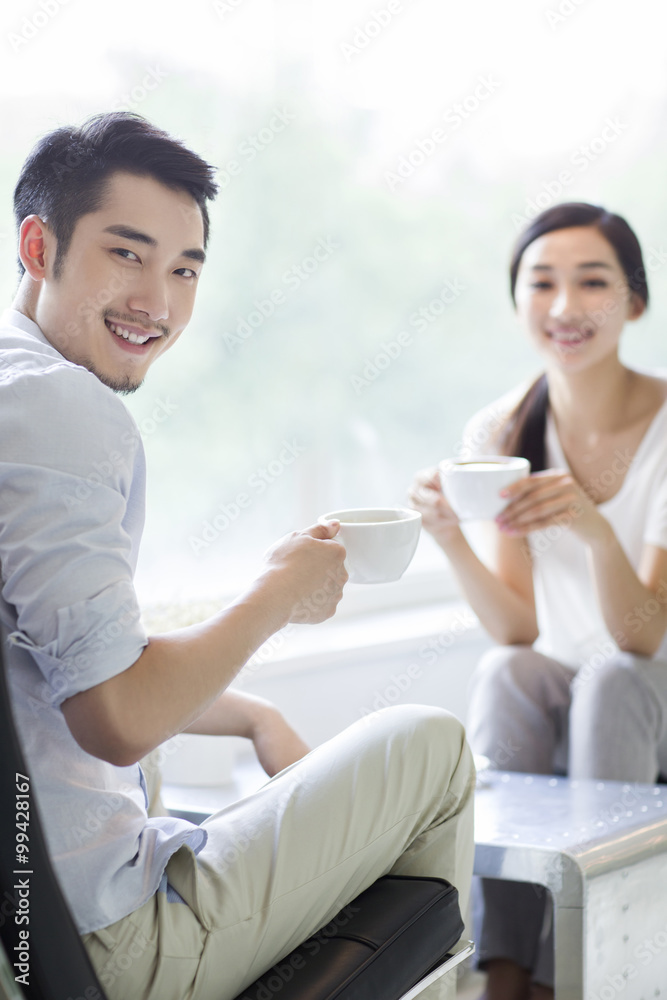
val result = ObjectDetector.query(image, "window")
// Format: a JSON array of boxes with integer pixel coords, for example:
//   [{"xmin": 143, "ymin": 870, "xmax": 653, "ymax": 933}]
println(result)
[{"xmin": 2, "ymin": 0, "xmax": 667, "ymax": 611}]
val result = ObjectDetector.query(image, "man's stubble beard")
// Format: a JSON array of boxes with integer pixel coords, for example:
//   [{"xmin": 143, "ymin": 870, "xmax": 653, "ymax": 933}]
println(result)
[{"xmin": 80, "ymin": 358, "xmax": 144, "ymax": 395}]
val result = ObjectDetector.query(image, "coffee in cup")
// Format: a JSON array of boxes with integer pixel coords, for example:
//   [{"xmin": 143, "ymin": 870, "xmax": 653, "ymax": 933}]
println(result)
[
  {"xmin": 438, "ymin": 455, "xmax": 530, "ymax": 521},
  {"xmin": 319, "ymin": 507, "xmax": 421, "ymax": 584}
]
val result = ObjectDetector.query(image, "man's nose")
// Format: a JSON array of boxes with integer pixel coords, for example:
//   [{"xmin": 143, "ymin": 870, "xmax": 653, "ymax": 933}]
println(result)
[{"xmin": 126, "ymin": 273, "xmax": 169, "ymax": 323}]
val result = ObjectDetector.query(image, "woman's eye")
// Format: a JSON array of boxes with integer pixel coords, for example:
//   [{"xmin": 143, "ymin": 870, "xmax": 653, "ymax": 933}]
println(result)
[
  {"xmin": 530, "ymin": 281, "xmax": 552, "ymax": 290},
  {"xmin": 582, "ymin": 279, "xmax": 608, "ymax": 288}
]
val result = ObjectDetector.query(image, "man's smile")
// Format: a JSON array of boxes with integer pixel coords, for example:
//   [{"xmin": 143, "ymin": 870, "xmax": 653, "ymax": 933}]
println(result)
[{"xmin": 104, "ymin": 316, "xmax": 165, "ymax": 352}]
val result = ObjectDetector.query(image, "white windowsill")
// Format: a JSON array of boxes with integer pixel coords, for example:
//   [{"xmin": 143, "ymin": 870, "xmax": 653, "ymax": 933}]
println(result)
[
  {"xmin": 236, "ymin": 593, "xmax": 482, "ymax": 682},
  {"xmin": 140, "ymin": 525, "xmax": 498, "ymax": 674},
  {"xmin": 142, "ymin": 567, "xmax": 483, "ymax": 681}
]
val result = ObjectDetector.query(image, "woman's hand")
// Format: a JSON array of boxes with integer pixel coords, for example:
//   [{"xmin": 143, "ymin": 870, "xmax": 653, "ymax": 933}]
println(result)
[
  {"xmin": 407, "ymin": 467, "xmax": 463, "ymax": 548},
  {"xmin": 495, "ymin": 469, "xmax": 612, "ymax": 545}
]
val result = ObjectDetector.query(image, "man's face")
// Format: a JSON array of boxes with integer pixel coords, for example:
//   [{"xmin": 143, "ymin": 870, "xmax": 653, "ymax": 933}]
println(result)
[{"xmin": 33, "ymin": 171, "xmax": 206, "ymax": 393}]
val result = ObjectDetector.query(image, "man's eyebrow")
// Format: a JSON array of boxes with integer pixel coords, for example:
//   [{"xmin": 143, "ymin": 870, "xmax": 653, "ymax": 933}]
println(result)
[
  {"xmin": 181, "ymin": 247, "xmax": 206, "ymax": 264},
  {"xmin": 103, "ymin": 224, "xmax": 157, "ymax": 247},
  {"xmin": 102, "ymin": 224, "xmax": 206, "ymax": 264}
]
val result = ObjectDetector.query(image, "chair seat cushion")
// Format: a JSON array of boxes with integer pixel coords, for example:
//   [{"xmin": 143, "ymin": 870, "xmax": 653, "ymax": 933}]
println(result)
[{"xmin": 234, "ymin": 874, "xmax": 463, "ymax": 1000}]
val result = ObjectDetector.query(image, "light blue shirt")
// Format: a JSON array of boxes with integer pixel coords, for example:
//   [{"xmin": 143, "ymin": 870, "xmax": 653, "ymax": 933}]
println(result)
[{"xmin": 0, "ymin": 309, "xmax": 206, "ymax": 934}]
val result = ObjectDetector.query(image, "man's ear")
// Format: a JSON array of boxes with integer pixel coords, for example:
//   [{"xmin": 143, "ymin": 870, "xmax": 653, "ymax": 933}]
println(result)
[{"xmin": 18, "ymin": 215, "xmax": 53, "ymax": 280}]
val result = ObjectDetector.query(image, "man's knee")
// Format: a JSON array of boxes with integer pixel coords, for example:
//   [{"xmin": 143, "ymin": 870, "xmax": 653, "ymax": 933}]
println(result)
[{"xmin": 368, "ymin": 703, "xmax": 466, "ymax": 749}]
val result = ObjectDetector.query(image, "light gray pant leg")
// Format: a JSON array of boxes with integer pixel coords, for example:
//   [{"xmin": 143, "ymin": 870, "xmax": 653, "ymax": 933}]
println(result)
[
  {"xmin": 569, "ymin": 651, "xmax": 667, "ymax": 780},
  {"xmin": 466, "ymin": 645, "xmax": 575, "ymax": 988},
  {"xmin": 467, "ymin": 645, "xmax": 575, "ymax": 774}
]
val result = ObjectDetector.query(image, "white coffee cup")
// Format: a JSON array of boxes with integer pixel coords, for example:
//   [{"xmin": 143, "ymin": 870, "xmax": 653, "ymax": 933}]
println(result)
[
  {"xmin": 319, "ymin": 507, "xmax": 422, "ymax": 584},
  {"xmin": 438, "ymin": 455, "xmax": 530, "ymax": 521}
]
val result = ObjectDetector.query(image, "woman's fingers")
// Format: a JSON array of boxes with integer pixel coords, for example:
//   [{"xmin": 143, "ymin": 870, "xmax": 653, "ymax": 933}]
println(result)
[
  {"xmin": 498, "ymin": 496, "xmax": 579, "ymax": 534},
  {"xmin": 497, "ymin": 472, "xmax": 584, "ymax": 533},
  {"xmin": 500, "ymin": 469, "xmax": 569, "ymax": 502},
  {"xmin": 410, "ymin": 466, "xmax": 442, "ymax": 494},
  {"xmin": 499, "ymin": 473, "xmax": 574, "ymax": 516}
]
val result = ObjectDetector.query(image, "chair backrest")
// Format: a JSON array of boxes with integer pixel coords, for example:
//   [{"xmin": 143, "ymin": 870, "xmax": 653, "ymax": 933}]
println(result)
[{"xmin": 0, "ymin": 631, "xmax": 108, "ymax": 1000}]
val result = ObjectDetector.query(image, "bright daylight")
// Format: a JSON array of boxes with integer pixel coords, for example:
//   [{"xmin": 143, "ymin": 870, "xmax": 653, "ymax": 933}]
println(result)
[{"xmin": 1, "ymin": 1, "xmax": 667, "ymax": 999}]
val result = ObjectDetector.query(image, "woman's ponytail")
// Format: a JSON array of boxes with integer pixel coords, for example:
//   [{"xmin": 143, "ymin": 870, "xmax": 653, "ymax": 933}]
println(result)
[{"xmin": 498, "ymin": 374, "xmax": 549, "ymax": 472}]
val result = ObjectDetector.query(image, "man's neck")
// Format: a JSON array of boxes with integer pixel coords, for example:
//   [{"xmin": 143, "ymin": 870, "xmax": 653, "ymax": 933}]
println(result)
[{"xmin": 12, "ymin": 276, "xmax": 38, "ymax": 326}]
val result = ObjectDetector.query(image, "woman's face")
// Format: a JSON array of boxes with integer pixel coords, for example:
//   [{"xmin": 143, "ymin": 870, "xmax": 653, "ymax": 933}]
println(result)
[{"xmin": 513, "ymin": 225, "xmax": 644, "ymax": 373}]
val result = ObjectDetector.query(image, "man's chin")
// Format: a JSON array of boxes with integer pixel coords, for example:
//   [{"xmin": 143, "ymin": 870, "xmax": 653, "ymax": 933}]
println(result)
[{"xmin": 81, "ymin": 359, "xmax": 144, "ymax": 395}]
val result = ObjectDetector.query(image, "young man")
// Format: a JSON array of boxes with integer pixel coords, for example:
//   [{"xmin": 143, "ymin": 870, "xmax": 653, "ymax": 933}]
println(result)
[{"xmin": 1, "ymin": 112, "xmax": 475, "ymax": 1000}]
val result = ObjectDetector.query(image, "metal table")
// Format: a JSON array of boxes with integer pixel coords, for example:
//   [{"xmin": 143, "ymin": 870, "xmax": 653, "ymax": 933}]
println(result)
[{"xmin": 474, "ymin": 771, "xmax": 667, "ymax": 1000}]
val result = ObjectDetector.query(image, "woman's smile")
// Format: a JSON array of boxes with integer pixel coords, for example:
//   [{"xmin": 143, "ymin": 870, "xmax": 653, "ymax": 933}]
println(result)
[{"xmin": 545, "ymin": 324, "xmax": 595, "ymax": 350}]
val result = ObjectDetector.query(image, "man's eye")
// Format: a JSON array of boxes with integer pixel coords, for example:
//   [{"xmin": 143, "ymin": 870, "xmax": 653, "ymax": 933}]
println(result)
[
  {"xmin": 112, "ymin": 248, "xmax": 139, "ymax": 262},
  {"xmin": 175, "ymin": 267, "xmax": 198, "ymax": 279}
]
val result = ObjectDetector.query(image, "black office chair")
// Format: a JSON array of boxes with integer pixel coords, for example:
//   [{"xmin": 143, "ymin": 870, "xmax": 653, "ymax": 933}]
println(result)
[
  {"xmin": 0, "ymin": 633, "xmax": 106, "ymax": 1000},
  {"xmin": 0, "ymin": 633, "xmax": 470, "ymax": 1000}
]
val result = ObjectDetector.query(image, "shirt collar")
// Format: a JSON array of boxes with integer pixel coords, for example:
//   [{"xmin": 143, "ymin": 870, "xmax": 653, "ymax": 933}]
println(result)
[{"xmin": 1, "ymin": 308, "xmax": 61, "ymax": 351}]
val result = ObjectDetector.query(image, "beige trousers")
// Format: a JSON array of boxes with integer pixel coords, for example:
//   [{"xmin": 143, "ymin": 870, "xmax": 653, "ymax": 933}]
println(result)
[{"xmin": 82, "ymin": 705, "xmax": 475, "ymax": 1000}]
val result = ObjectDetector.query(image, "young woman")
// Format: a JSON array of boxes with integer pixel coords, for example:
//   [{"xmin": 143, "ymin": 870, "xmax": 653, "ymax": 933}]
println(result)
[{"xmin": 408, "ymin": 203, "xmax": 667, "ymax": 1000}]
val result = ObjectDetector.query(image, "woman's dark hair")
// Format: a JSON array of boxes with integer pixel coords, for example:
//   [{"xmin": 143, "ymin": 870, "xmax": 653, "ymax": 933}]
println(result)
[
  {"xmin": 13, "ymin": 111, "xmax": 219, "ymax": 278},
  {"xmin": 500, "ymin": 202, "xmax": 648, "ymax": 471}
]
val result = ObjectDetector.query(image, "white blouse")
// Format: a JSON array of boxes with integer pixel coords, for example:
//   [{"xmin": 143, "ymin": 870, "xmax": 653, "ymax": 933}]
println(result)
[{"xmin": 462, "ymin": 378, "xmax": 667, "ymax": 668}]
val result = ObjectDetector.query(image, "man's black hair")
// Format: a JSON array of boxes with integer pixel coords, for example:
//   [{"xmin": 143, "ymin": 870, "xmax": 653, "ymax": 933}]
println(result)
[{"xmin": 13, "ymin": 111, "xmax": 218, "ymax": 278}]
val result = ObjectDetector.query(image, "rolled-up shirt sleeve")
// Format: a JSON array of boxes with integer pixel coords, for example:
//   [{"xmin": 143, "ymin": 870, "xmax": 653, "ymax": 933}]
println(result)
[{"xmin": 0, "ymin": 359, "xmax": 148, "ymax": 706}]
